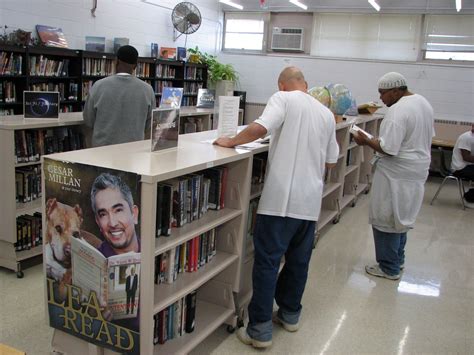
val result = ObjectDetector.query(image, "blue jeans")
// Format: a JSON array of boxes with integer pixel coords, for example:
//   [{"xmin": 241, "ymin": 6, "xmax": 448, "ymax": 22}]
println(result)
[
  {"xmin": 247, "ymin": 214, "xmax": 316, "ymax": 342},
  {"xmin": 372, "ymin": 227, "xmax": 407, "ymax": 276}
]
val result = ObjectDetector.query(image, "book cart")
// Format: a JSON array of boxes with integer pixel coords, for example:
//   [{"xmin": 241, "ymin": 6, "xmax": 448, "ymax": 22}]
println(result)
[{"xmin": 0, "ymin": 112, "xmax": 84, "ymax": 277}]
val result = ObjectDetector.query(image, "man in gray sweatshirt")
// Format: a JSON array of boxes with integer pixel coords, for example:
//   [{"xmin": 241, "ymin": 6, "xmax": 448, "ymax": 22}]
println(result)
[{"xmin": 83, "ymin": 45, "xmax": 156, "ymax": 147}]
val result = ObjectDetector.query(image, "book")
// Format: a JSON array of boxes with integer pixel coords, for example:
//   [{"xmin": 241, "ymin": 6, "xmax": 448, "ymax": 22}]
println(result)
[
  {"xmin": 151, "ymin": 43, "xmax": 159, "ymax": 58},
  {"xmin": 85, "ymin": 36, "xmax": 106, "ymax": 52},
  {"xmin": 36, "ymin": 25, "xmax": 69, "ymax": 48},
  {"xmin": 358, "ymin": 102, "xmax": 382, "ymax": 114},
  {"xmin": 349, "ymin": 124, "xmax": 374, "ymax": 140},
  {"xmin": 159, "ymin": 47, "xmax": 177, "ymax": 60},
  {"xmin": 160, "ymin": 87, "xmax": 183, "ymax": 108},
  {"xmin": 113, "ymin": 37, "xmax": 129, "ymax": 53},
  {"xmin": 151, "ymin": 107, "xmax": 180, "ymax": 151},
  {"xmin": 196, "ymin": 89, "xmax": 215, "ymax": 108},
  {"xmin": 71, "ymin": 237, "xmax": 141, "ymax": 319},
  {"xmin": 177, "ymin": 47, "xmax": 187, "ymax": 61}
]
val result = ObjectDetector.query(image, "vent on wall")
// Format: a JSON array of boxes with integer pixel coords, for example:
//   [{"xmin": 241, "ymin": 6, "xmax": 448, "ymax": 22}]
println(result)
[{"xmin": 271, "ymin": 27, "xmax": 304, "ymax": 52}]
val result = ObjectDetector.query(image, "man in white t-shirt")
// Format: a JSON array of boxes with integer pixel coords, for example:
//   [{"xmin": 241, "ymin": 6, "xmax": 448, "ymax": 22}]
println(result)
[
  {"xmin": 214, "ymin": 67, "xmax": 339, "ymax": 348},
  {"xmin": 451, "ymin": 125, "xmax": 474, "ymax": 179},
  {"xmin": 353, "ymin": 72, "xmax": 434, "ymax": 281},
  {"xmin": 451, "ymin": 125, "xmax": 474, "ymax": 207}
]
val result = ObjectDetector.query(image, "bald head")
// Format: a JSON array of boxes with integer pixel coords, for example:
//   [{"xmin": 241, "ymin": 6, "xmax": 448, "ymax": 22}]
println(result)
[{"xmin": 278, "ymin": 66, "xmax": 308, "ymax": 92}]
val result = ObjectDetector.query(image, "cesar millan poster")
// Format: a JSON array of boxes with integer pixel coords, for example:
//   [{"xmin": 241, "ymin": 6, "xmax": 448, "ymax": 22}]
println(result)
[{"xmin": 43, "ymin": 157, "xmax": 142, "ymax": 354}]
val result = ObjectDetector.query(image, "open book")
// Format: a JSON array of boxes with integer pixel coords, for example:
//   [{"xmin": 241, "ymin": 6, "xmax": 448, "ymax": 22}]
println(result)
[
  {"xmin": 71, "ymin": 237, "xmax": 141, "ymax": 320},
  {"xmin": 349, "ymin": 124, "xmax": 374, "ymax": 140}
]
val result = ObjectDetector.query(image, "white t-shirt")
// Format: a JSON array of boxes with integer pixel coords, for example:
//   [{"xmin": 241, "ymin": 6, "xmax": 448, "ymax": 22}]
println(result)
[
  {"xmin": 254, "ymin": 91, "xmax": 339, "ymax": 221},
  {"xmin": 379, "ymin": 94, "xmax": 435, "ymax": 161},
  {"xmin": 451, "ymin": 130, "xmax": 474, "ymax": 171}
]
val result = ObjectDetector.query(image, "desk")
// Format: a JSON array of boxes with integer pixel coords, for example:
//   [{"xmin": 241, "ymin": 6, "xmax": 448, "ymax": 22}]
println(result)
[{"xmin": 432, "ymin": 137, "xmax": 455, "ymax": 149}]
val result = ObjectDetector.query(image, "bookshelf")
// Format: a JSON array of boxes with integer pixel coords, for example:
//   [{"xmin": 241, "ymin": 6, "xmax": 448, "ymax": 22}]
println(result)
[
  {"xmin": 45, "ymin": 134, "xmax": 252, "ymax": 354},
  {"xmin": 0, "ymin": 44, "xmax": 209, "ymax": 116},
  {"xmin": 0, "ymin": 112, "xmax": 84, "ymax": 278}
]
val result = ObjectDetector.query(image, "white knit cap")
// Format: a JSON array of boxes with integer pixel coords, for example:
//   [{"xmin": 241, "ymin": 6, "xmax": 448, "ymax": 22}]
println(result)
[{"xmin": 378, "ymin": 72, "xmax": 407, "ymax": 89}]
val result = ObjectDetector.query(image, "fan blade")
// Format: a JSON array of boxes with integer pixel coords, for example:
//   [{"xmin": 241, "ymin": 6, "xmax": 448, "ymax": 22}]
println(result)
[
  {"xmin": 185, "ymin": 13, "xmax": 200, "ymax": 25},
  {"xmin": 175, "ymin": 19, "xmax": 189, "ymax": 34}
]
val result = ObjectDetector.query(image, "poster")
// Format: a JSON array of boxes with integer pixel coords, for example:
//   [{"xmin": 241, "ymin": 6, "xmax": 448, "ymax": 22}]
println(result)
[{"xmin": 43, "ymin": 158, "xmax": 141, "ymax": 354}]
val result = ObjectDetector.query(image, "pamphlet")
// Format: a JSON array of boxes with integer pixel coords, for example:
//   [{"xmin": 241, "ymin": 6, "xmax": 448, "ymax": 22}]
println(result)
[
  {"xmin": 151, "ymin": 108, "xmax": 180, "ymax": 151},
  {"xmin": 349, "ymin": 124, "xmax": 373, "ymax": 139},
  {"xmin": 217, "ymin": 96, "xmax": 240, "ymax": 138}
]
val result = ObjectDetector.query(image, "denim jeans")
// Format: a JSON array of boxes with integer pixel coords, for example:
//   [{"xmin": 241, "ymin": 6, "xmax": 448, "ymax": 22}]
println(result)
[
  {"xmin": 246, "ymin": 214, "xmax": 316, "ymax": 342},
  {"xmin": 372, "ymin": 227, "xmax": 407, "ymax": 276}
]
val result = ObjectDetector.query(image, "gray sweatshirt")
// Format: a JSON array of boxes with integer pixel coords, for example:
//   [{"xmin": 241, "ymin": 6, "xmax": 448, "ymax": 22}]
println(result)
[{"xmin": 83, "ymin": 74, "xmax": 156, "ymax": 147}]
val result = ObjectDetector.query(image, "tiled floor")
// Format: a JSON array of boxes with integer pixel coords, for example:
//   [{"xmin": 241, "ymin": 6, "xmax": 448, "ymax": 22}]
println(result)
[{"xmin": 1, "ymin": 178, "xmax": 473, "ymax": 354}]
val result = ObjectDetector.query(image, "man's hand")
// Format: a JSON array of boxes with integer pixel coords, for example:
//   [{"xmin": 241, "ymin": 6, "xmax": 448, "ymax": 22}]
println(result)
[
  {"xmin": 352, "ymin": 131, "xmax": 370, "ymax": 146},
  {"xmin": 213, "ymin": 137, "xmax": 235, "ymax": 148}
]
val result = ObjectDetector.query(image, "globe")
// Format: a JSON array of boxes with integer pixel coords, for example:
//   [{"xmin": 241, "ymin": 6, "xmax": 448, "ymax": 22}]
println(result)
[
  {"xmin": 327, "ymin": 83, "xmax": 353, "ymax": 115},
  {"xmin": 308, "ymin": 86, "xmax": 331, "ymax": 108}
]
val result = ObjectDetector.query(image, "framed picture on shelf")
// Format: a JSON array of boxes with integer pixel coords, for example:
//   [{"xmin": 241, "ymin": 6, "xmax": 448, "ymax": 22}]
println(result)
[
  {"xmin": 150, "ymin": 43, "xmax": 159, "ymax": 58},
  {"xmin": 177, "ymin": 47, "xmax": 187, "ymax": 61},
  {"xmin": 23, "ymin": 91, "xmax": 60, "ymax": 119},
  {"xmin": 36, "ymin": 25, "xmax": 69, "ymax": 48},
  {"xmin": 151, "ymin": 108, "xmax": 180, "ymax": 151},
  {"xmin": 113, "ymin": 37, "xmax": 129, "ymax": 53},
  {"xmin": 196, "ymin": 88, "xmax": 215, "ymax": 108},
  {"xmin": 85, "ymin": 36, "xmax": 106, "ymax": 52},
  {"xmin": 159, "ymin": 47, "xmax": 177, "ymax": 60},
  {"xmin": 160, "ymin": 87, "xmax": 183, "ymax": 108}
]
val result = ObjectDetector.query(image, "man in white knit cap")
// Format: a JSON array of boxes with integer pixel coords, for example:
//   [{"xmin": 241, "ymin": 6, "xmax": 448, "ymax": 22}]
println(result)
[{"xmin": 353, "ymin": 72, "xmax": 434, "ymax": 280}]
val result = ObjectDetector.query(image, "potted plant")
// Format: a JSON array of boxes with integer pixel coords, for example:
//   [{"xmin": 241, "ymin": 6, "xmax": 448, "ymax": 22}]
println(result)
[{"xmin": 187, "ymin": 47, "xmax": 238, "ymax": 90}]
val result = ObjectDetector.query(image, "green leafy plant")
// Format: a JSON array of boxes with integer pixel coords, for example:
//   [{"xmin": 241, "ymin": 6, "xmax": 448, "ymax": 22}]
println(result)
[{"xmin": 188, "ymin": 46, "xmax": 238, "ymax": 84}]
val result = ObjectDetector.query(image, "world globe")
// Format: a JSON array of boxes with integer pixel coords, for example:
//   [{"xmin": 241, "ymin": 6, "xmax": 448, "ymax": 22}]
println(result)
[
  {"xmin": 308, "ymin": 86, "xmax": 331, "ymax": 108},
  {"xmin": 327, "ymin": 83, "xmax": 353, "ymax": 115}
]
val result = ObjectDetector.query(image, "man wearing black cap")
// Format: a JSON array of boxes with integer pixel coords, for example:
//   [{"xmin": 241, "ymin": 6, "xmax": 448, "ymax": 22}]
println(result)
[{"xmin": 83, "ymin": 45, "xmax": 156, "ymax": 147}]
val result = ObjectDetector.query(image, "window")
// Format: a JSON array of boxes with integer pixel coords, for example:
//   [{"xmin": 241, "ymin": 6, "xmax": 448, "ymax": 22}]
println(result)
[
  {"xmin": 310, "ymin": 13, "xmax": 421, "ymax": 61},
  {"xmin": 223, "ymin": 12, "xmax": 267, "ymax": 51},
  {"xmin": 423, "ymin": 15, "xmax": 474, "ymax": 62}
]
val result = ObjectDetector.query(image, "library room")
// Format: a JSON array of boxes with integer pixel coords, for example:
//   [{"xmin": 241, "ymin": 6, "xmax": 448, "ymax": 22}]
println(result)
[{"xmin": 0, "ymin": 0, "xmax": 473, "ymax": 354}]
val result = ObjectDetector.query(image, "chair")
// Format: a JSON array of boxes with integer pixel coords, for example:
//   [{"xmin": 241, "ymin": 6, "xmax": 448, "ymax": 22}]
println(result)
[
  {"xmin": 430, "ymin": 172, "xmax": 467, "ymax": 209},
  {"xmin": 430, "ymin": 147, "xmax": 469, "ymax": 210}
]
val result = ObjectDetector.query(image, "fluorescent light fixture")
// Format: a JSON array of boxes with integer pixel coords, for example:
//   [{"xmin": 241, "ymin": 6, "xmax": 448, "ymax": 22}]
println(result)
[
  {"xmin": 456, "ymin": 0, "xmax": 462, "ymax": 12},
  {"xmin": 219, "ymin": 0, "xmax": 243, "ymax": 10},
  {"xmin": 368, "ymin": 0, "xmax": 381, "ymax": 12},
  {"xmin": 289, "ymin": 0, "xmax": 308, "ymax": 11}
]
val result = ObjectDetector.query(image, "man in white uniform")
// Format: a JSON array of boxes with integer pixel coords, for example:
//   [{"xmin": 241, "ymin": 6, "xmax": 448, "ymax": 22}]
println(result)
[
  {"xmin": 451, "ymin": 124, "xmax": 474, "ymax": 207},
  {"xmin": 353, "ymin": 72, "xmax": 434, "ymax": 280},
  {"xmin": 214, "ymin": 67, "xmax": 339, "ymax": 348}
]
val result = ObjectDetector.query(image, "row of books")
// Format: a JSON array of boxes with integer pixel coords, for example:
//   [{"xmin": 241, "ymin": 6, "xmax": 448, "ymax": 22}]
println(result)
[
  {"xmin": 15, "ymin": 166, "xmax": 41, "ymax": 204},
  {"xmin": 154, "ymin": 81, "xmax": 174, "ymax": 94},
  {"xmin": 184, "ymin": 67, "xmax": 204, "ymax": 81},
  {"xmin": 0, "ymin": 81, "xmax": 17, "ymax": 103},
  {"xmin": 14, "ymin": 128, "xmax": 85, "ymax": 163},
  {"xmin": 184, "ymin": 82, "xmax": 204, "ymax": 95},
  {"xmin": 156, "ymin": 64, "xmax": 176, "ymax": 79},
  {"xmin": 15, "ymin": 213, "xmax": 43, "ymax": 251},
  {"xmin": 155, "ymin": 230, "xmax": 217, "ymax": 285},
  {"xmin": 252, "ymin": 154, "xmax": 268, "ymax": 185},
  {"xmin": 82, "ymin": 58, "xmax": 116, "ymax": 76},
  {"xmin": 29, "ymin": 56, "xmax": 70, "ymax": 77},
  {"xmin": 153, "ymin": 290, "xmax": 197, "ymax": 345},
  {"xmin": 29, "ymin": 82, "xmax": 79, "ymax": 101},
  {"xmin": 247, "ymin": 198, "xmax": 259, "ymax": 241},
  {"xmin": 136, "ymin": 62, "xmax": 152, "ymax": 77},
  {"xmin": 181, "ymin": 117, "xmax": 205, "ymax": 134},
  {"xmin": 181, "ymin": 96, "xmax": 197, "ymax": 107},
  {"xmin": 156, "ymin": 167, "xmax": 228, "ymax": 237},
  {"xmin": 1, "ymin": 52, "xmax": 23, "ymax": 75},
  {"xmin": 0, "ymin": 108, "xmax": 14, "ymax": 115}
]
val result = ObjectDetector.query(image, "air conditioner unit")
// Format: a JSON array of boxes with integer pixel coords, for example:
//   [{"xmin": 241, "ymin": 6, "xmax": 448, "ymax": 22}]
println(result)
[{"xmin": 271, "ymin": 27, "xmax": 304, "ymax": 51}]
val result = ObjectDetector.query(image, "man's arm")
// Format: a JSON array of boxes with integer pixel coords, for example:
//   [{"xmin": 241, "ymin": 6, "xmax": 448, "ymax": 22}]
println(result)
[
  {"xmin": 352, "ymin": 131, "xmax": 391, "ymax": 155},
  {"xmin": 461, "ymin": 149, "xmax": 474, "ymax": 163},
  {"xmin": 82, "ymin": 91, "xmax": 95, "ymax": 129},
  {"xmin": 214, "ymin": 122, "xmax": 267, "ymax": 148}
]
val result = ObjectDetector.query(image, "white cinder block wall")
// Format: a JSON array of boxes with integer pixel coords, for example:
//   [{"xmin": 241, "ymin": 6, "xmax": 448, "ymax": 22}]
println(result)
[
  {"xmin": 1, "ymin": 0, "xmax": 472, "ymax": 123},
  {"xmin": 0, "ymin": 0, "xmax": 221, "ymax": 56},
  {"xmin": 219, "ymin": 53, "xmax": 474, "ymax": 123}
]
